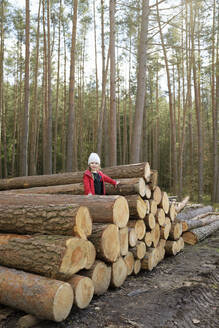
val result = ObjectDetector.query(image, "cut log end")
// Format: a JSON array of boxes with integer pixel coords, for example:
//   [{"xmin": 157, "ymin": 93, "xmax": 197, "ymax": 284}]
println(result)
[
  {"xmin": 91, "ymin": 261, "xmax": 111, "ymax": 295},
  {"xmin": 68, "ymin": 275, "xmax": 94, "ymax": 309},
  {"xmin": 60, "ymin": 238, "xmax": 87, "ymax": 277},
  {"xmin": 74, "ymin": 206, "xmax": 92, "ymax": 239},
  {"xmin": 53, "ymin": 283, "xmax": 74, "ymax": 321},
  {"xmin": 113, "ymin": 196, "xmax": 129, "ymax": 228},
  {"xmin": 102, "ymin": 224, "xmax": 120, "ymax": 262},
  {"xmin": 111, "ymin": 257, "xmax": 127, "ymax": 288}
]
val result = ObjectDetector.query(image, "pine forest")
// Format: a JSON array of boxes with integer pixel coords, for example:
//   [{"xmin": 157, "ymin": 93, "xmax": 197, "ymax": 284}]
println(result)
[{"xmin": 0, "ymin": 0, "xmax": 219, "ymax": 203}]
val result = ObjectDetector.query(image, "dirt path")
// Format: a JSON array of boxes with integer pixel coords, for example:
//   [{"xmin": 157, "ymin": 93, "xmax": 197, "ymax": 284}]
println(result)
[{"xmin": 1, "ymin": 230, "xmax": 219, "ymax": 328}]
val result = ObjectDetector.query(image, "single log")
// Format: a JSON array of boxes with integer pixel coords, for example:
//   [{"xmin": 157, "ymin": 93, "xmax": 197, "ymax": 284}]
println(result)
[
  {"xmin": 144, "ymin": 231, "xmax": 152, "ymax": 247},
  {"xmin": 159, "ymin": 192, "xmax": 170, "ymax": 214},
  {"xmin": 145, "ymin": 184, "xmax": 152, "ymax": 199},
  {"xmin": 0, "ymin": 234, "xmax": 87, "ymax": 279},
  {"xmin": 9, "ymin": 178, "xmax": 147, "ymax": 198},
  {"xmin": 149, "ymin": 199, "xmax": 157, "ymax": 216},
  {"xmin": 124, "ymin": 252, "xmax": 134, "ymax": 275},
  {"xmin": 129, "ymin": 241, "xmax": 146, "ymax": 260},
  {"xmin": 144, "ymin": 213, "xmax": 155, "ymax": 230},
  {"xmin": 141, "ymin": 249, "xmax": 156, "ymax": 271},
  {"xmin": 182, "ymin": 213, "xmax": 219, "ymax": 232},
  {"xmin": 175, "ymin": 196, "xmax": 190, "ymax": 213},
  {"xmin": 125, "ymin": 195, "xmax": 146, "ymax": 219},
  {"xmin": 110, "ymin": 257, "xmax": 127, "ymax": 288},
  {"xmin": 0, "ymin": 194, "xmax": 129, "ymax": 228},
  {"xmin": 133, "ymin": 259, "xmax": 141, "ymax": 275},
  {"xmin": 182, "ymin": 220, "xmax": 219, "ymax": 245},
  {"xmin": 128, "ymin": 219, "xmax": 146, "ymax": 240},
  {"xmin": 0, "ymin": 163, "xmax": 151, "ymax": 190},
  {"xmin": 18, "ymin": 314, "xmax": 42, "ymax": 328},
  {"xmin": 0, "ymin": 266, "xmax": 73, "ymax": 322},
  {"xmin": 151, "ymin": 223, "xmax": 160, "ymax": 248},
  {"xmin": 67, "ymin": 275, "xmax": 94, "ymax": 309},
  {"xmin": 152, "ymin": 186, "xmax": 162, "ymax": 204},
  {"xmin": 155, "ymin": 208, "xmax": 165, "ymax": 226},
  {"xmin": 169, "ymin": 222, "xmax": 183, "ymax": 240},
  {"xmin": 81, "ymin": 260, "xmax": 111, "ymax": 295},
  {"xmin": 165, "ymin": 240, "xmax": 178, "ymax": 255},
  {"xmin": 119, "ymin": 227, "xmax": 129, "ymax": 256},
  {"xmin": 168, "ymin": 203, "xmax": 177, "ymax": 222},
  {"xmin": 0, "ymin": 203, "xmax": 92, "ymax": 239},
  {"xmin": 89, "ymin": 224, "xmax": 120, "ymax": 263},
  {"xmin": 106, "ymin": 178, "xmax": 146, "ymax": 197},
  {"xmin": 3, "ymin": 183, "xmax": 85, "ymax": 195},
  {"xmin": 177, "ymin": 205, "xmax": 215, "ymax": 221},
  {"xmin": 128, "ymin": 228, "xmax": 138, "ymax": 247}
]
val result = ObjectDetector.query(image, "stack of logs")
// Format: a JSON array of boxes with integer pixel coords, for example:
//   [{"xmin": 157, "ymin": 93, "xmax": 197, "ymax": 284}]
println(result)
[
  {"xmin": 174, "ymin": 200, "xmax": 219, "ymax": 245},
  {"xmin": 0, "ymin": 162, "xmax": 185, "ymax": 325}
]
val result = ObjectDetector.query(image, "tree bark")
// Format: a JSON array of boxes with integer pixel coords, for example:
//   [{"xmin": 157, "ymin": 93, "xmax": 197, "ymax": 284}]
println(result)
[{"xmin": 0, "ymin": 265, "xmax": 73, "ymax": 322}]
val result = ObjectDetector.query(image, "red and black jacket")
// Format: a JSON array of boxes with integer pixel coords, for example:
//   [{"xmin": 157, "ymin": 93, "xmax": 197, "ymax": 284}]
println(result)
[{"xmin": 83, "ymin": 169, "xmax": 117, "ymax": 195}]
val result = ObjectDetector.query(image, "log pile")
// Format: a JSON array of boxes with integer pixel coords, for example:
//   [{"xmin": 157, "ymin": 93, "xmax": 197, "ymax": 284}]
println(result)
[
  {"xmin": 0, "ymin": 162, "xmax": 190, "ymax": 326},
  {"xmin": 175, "ymin": 204, "xmax": 219, "ymax": 245}
]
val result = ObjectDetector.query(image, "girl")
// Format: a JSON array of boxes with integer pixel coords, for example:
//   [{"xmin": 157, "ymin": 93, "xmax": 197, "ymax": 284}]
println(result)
[{"xmin": 83, "ymin": 152, "xmax": 119, "ymax": 195}]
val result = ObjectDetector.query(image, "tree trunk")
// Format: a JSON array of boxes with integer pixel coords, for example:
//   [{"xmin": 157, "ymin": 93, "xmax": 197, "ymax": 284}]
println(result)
[
  {"xmin": 129, "ymin": 241, "xmax": 146, "ymax": 260},
  {"xmin": 0, "ymin": 203, "xmax": 92, "ymax": 239},
  {"xmin": 109, "ymin": 0, "xmax": 117, "ymax": 166},
  {"xmin": 130, "ymin": 0, "xmax": 149, "ymax": 163},
  {"xmin": 0, "ymin": 265, "xmax": 73, "ymax": 322},
  {"xmin": 19, "ymin": 0, "xmax": 30, "ymax": 176},
  {"xmin": 66, "ymin": 0, "xmax": 78, "ymax": 171},
  {"xmin": 0, "ymin": 234, "xmax": 88, "ymax": 279}
]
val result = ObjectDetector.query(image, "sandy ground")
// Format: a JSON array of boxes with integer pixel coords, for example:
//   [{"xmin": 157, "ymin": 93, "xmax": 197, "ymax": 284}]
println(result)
[{"xmin": 1, "ymin": 230, "xmax": 219, "ymax": 328}]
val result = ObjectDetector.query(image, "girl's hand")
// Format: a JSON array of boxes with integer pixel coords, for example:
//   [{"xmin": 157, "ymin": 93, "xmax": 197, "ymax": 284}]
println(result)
[{"xmin": 116, "ymin": 181, "xmax": 120, "ymax": 186}]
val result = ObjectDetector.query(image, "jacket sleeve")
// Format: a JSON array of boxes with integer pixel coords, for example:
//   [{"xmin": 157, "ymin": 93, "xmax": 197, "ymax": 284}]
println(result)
[
  {"xmin": 101, "ymin": 173, "xmax": 117, "ymax": 186},
  {"xmin": 83, "ymin": 174, "xmax": 92, "ymax": 195}
]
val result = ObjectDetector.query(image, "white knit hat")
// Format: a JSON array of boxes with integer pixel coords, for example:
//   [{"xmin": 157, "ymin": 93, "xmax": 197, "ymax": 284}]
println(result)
[{"xmin": 88, "ymin": 152, "xmax": 101, "ymax": 165}]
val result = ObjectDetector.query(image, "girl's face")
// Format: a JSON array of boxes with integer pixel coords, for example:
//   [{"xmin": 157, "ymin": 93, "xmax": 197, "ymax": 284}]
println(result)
[{"xmin": 89, "ymin": 162, "xmax": 100, "ymax": 172}]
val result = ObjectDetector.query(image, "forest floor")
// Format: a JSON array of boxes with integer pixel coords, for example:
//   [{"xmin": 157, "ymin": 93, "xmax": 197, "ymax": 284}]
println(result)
[{"xmin": 0, "ymin": 230, "xmax": 219, "ymax": 328}]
